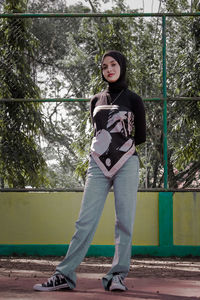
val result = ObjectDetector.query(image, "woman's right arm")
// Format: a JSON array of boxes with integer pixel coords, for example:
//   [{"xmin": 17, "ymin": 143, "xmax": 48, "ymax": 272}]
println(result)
[{"xmin": 90, "ymin": 96, "xmax": 98, "ymax": 126}]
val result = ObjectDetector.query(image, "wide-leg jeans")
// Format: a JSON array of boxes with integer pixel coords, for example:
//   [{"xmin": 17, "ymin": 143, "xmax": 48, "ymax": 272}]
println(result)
[{"xmin": 56, "ymin": 155, "xmax": 139, "ymax": 290}]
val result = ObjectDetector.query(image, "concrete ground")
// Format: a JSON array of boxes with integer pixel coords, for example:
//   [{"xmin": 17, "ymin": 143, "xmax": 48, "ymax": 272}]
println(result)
[{"xmin": 0, "ymin": 256, "xmax": 200, "ymax": 299}]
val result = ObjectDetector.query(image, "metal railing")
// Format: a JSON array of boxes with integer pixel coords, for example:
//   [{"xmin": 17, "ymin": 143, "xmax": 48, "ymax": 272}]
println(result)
[{"xmin": 0, "ymin": 12, "xmax": 200, "ymax": 190}]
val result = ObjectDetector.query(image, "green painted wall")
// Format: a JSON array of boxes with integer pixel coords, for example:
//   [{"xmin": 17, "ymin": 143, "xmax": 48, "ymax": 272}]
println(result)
[
  {"xmin": 0, "ymin": 191, "xmax": 200, "ymax": 257},
  {"xmin": 0, "ymin": 192, "xmax": 158, "ymax": 245},
  {"xmin": 173, "ymin": 192, "xmax": 200, "ymax": 245}
]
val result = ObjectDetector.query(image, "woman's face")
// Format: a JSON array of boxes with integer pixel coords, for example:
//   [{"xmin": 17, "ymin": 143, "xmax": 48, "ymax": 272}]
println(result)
[{"xmin": 102, "ymin": 56, "xmax": 120, "ymax": 83}]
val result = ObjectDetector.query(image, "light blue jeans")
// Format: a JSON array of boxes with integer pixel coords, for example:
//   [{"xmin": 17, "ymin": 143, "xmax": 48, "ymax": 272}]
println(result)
[{"xmin": 56, "ymin": 155, "xmax": 139, "ymax": 290}]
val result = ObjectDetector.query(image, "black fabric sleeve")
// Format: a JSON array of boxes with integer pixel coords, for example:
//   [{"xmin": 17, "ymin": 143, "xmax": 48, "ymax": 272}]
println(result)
[
  {"xmin": 132, "ymin": 94, "xmax": 146, "ymax": 146},
  {"xmin": 90, "ymin": 96, "xmax": 98, "ymax": 125}
]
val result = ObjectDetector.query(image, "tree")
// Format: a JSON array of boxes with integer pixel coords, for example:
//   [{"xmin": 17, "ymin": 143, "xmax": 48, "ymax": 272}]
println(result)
[
  {"xmin": 62, "ymin": 0, "xmax": 165, "ymax": 187},
  {"xmin": 71, "ymin": 0, "xmax": 200, "ymax": 188},
  {"xmin": 27, "ymin": 0, "xmax": 92, "ymax": 187},
  {"xmin": 0, "ymin": 0, "xmax": 47, "ymax": 188},
  {"xmin": 160, "ymin": 0, "xmax": 200, "ymax": 187},
  {"xmin": 14, "ymin": 0, "xmax": 199, "ymax": 189}
]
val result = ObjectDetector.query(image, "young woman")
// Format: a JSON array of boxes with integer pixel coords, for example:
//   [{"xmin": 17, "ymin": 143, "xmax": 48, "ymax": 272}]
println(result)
[{"xmin": 34, "ymin": 50, "xmax": 146, "ymax": 292}]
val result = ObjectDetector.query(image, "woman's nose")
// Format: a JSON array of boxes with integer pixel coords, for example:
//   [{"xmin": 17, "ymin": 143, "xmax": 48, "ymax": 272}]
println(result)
[{"xmin": 107, "ymin": 65, "xmax": 112, "ymax": 72}]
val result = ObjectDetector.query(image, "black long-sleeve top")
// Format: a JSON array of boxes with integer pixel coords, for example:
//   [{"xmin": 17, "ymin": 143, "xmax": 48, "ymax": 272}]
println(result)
[{"xmin": 90, "ymin": 88, "xmax": 146, "ymax": 177}]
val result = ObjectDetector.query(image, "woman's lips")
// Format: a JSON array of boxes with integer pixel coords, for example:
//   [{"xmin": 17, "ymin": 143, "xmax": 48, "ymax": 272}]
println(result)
[{"xmin": 108, "ymin": 73, "xmax": 115, "ymax": 77}]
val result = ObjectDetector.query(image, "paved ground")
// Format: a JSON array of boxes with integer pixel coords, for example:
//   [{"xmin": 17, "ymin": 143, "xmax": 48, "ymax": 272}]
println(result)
[{"xmin": 0, "ymin": 256, "xmax": 200, "ymax": 299}]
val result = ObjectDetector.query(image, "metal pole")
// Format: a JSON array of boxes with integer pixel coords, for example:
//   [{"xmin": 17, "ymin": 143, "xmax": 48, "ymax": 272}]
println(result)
[
  {"xmin": 0, "ymin": 12, "xmax": 200, "ymax": 18},
  {"xmin": 162, "ymin": 15, "xmax": 168, "ymax": 189},
  {"xmin": 1, "ymin": 97, "xmax": 200, "ymax": 102},
  {"xmin": 0, "ymin": 97, "xmax": 163, "ymax": 102}
]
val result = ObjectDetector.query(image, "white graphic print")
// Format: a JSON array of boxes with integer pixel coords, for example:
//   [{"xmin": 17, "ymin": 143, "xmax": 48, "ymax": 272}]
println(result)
[
  {"xmin": 105, "ymin": 158, "xmax": 111, "ymax": 167},
  {"xmin": 109, "ymin": 111, "xmax": 128, "ymax": 136},
  {"xmin": 91, "ymin": 105, "xmax": 135, "ymax": 178},
  {"xmin": 117, "ymin": 139, "xmax": 133, "ymax": 152},
  {"xmin": 128, "ymin": 112, "xmax": 134, "ymax": 135},
  {"xmin": 91, "ymin": 129, "xmax": 112, "ymax": 156}
]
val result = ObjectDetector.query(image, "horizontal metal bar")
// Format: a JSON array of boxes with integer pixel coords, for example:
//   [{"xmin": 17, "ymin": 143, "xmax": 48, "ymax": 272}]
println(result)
[
  {"xmin": 168, "ymin": 97, "xmax": 200, "ymax": 101},
  {"xmin": 0, "ymin": 98, "xmax": 89, "ymax": 103},
  {"xmin": 0, "ymin": 97, "xmax": 200, "ymax": 103},
  {"xmin": 0, "ymin": 12, "xmax": 200, "ymax": 18},
  {"xmin": 1, "ymin": 188, "xmax": 199, "ymax": 192}
]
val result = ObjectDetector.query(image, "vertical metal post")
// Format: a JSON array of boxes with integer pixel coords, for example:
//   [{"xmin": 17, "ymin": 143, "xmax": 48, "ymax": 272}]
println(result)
[{"xmin": 162, "ymin": 15, "xmax": 168, "ymax": 189}]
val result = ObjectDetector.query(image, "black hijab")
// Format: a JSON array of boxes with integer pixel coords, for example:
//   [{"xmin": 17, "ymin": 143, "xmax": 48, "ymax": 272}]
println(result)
[{"xmin": 101, "ymin": 50, "xmax": 128, "ymax": 92}]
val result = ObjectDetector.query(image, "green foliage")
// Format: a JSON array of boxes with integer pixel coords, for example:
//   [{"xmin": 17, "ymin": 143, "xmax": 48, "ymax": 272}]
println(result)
[
  {"xmin": 163, "ymin": 0, "xmax": 200, "ymax": 187},
  {"xmin": 28, "ymin": 0, "xmax": 199, "ymax": 189},
  {"xmin": 67, "ymin": 0, "xmax": 164, "ymax": 184},
  {"xmin": 1, "ymin": 0, "xmax": 198, "ymax": 189},
  {"xmin": 0, "ymin": 0, "xmax": 47, "ymax": 188}
]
